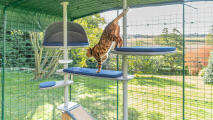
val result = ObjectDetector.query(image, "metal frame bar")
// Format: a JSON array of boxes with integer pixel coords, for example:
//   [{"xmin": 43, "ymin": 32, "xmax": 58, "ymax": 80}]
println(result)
[
  {"xmin": 182, "ymin": 1, "xmax": 186, "ymax": 120},
  {"xmin": 70, "ymin": 74, "xmax": 73, "ymax": 101},
  {"xmin": 116, "ymin": 9, "xmax": 119, "ymax": 120},
  {"xmin": 1, "ymin": 8, "xmax": 7, "ymax": 120}
]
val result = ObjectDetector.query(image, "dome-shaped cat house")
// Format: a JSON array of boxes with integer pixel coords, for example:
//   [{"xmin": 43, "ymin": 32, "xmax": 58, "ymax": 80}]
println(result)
[{"xmin": 43, "ymin": 22, "xmax": 89, "ymax": 48}]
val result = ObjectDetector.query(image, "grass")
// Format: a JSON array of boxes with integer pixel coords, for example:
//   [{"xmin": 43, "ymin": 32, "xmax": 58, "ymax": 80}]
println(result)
[
  {"xmin": 0, "ymin": 72, "xmax": 64, "ymax": 120},
  {"xmin": 0, "ymin": 72, "xmax": 212, "ymax": 120}
]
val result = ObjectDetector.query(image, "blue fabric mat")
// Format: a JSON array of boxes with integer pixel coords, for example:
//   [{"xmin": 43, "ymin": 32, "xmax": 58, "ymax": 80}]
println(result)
[
  {"xmin": 39, "ymin": 81, "xmax": 56, "ymax": 88},
  {"xmin": 115, "ymin": 46, "xmax": 176, "ymax": 52},
  {"xmin": 63, "ymin": 67, "xmax": 123, "ymax": 78},
  {"xmin": 43, "ymin": 42, "xmax": 89, "ymax": 46}
]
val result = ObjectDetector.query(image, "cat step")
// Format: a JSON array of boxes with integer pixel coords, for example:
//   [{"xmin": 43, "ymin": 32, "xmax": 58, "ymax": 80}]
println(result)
[
  {"xmin": 59, "ymin": 60, "xmax": 73, "ymax": 64},
  {"xmin": 56, "ymin": 69, "xmax": 64, "ymax": 73},
  {"xmin": 63, "ymin": 67, "xmax": 135, "ymax": 81},
  {"xmin": 56, "ymin": 69, "xmax": 66, "ymax": 75},
  {"xmin": 57, "ymin": 102, "xmax": 94, "ymax": 120},
  {"xmin": 39, "ymin": 80, "xmax": 73, "ymax": 90}
]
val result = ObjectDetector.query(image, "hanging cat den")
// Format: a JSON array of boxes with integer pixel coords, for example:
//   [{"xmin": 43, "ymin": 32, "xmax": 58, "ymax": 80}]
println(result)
[{"xmin": 43, "ymin": 21, "xmax": 89, "ymax": 48}]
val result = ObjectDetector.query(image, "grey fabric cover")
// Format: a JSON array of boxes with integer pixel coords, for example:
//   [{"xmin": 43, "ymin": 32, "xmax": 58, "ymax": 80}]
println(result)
[{"xmin": 44, "ymin": 22, "xmax": 89, "ymax": 47}]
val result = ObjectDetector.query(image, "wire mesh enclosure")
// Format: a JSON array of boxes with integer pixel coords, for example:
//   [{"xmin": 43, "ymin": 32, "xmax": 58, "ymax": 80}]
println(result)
[{"xmin": 1, "ymin": 0, "xmax": 213, "ymax": 120}]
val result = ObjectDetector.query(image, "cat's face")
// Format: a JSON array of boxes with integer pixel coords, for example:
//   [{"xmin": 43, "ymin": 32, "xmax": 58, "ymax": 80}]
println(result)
[{"xmin": 86, "ymin": 48, "xmax": 92, "ymax": 57}]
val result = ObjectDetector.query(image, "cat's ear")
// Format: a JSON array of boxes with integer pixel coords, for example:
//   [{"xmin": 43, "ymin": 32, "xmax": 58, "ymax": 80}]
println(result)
[{"xmin": 86, "ymin": 48, "xmax": 92, "ymax": 57}]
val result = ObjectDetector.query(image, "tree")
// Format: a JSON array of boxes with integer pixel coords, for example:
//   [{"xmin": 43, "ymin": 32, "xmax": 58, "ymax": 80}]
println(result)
[
  {"xmin": 206, "ymin": 34, "xmax": 213, "ymax": 45},
  {"xmin": 158, "ymin": 28, "xmax": 183, "ymax": 51},
  {"xmin": 204, "ymin": 51, "xmax": 213, "ymax": 83},
  {"xmin": 2, "ymin": 30, "xmax": 34, "ymax": 68},
  {"xmin": 205, "ymin": 25, "xmax": 213, "ymax": 45},
  {"xmin": 30, "ymin": 32, "xmax": 63, "ymax": 80},
  {"xmin": 155, "ymin": 28, "xmax": 183, "ymax": 72}
]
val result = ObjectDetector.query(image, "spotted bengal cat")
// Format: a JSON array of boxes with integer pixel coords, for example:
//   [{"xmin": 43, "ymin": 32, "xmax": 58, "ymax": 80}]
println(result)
[{"xmin": 86, "ymin": 9, "xmax": 128, "ymax": 73}]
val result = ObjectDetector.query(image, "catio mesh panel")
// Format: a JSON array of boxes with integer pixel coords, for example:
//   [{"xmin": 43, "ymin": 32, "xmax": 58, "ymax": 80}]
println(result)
[
  {"xmin": 0, "ymin": 7, "xmax": 118, "ymax": 120},
  {"xmin": 0, "ymin": 10, "xmax": 66, "ymax": 120},
  {"xmin": 70, "ymin": 75, "xmax": 118, "ymax": 120},
  {"xmin": 1, "ymin": 1, "xmax": 213, "ymax": 120},
  {"xmin": 122, "ymin": 4, "xmax": 184, "ymax": 120},
  {"xmin": 184, "ymin": 2, "xmax": 213, "ymax": 120},
  {"xmin": 106, "ymin": 1, "xmax": 212, "ymax": 120},
  {"xmin": 127, "ymin": 2, "xmax": 212, "ymax": 120}
]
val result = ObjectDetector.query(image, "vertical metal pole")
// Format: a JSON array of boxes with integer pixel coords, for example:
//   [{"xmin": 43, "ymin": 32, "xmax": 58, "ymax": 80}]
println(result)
[
  {"xmin": 122, "ymin": 0, "xmax": 128, "ymax": 120},
  {"xmin": 182, "ymin": 2, "xmax": 185, "ymax": 120},
  {"xmin": 116, "ymin": 10, "xmax": 119, "ymax": 120},
  {"xmin": 1, "ymin": 8, "xmax": 7, "ymax": 120},
  {"xmin": 123, "ymin": 0, "xmax": 127, "ymax": 46},
  {"xmin": 70, "ymin": 74, "xmax": 73, "ymax": 101},
  {"xmin": 61, "ymin": 2, "xmax": 69, "ymax": 108},
  {"xmin": 122, "ymin": 60, "xmax": 128, "ymax": 120}
]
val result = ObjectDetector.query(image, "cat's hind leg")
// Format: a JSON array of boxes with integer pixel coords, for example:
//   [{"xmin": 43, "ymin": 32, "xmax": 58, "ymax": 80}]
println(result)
[
  {"xmin": 117, "ymin": 36, "xmax": 123, "ymax": 48},
  {"xmin": 114, "ymin": 36, "xmax": 123, "ymax": 48}
]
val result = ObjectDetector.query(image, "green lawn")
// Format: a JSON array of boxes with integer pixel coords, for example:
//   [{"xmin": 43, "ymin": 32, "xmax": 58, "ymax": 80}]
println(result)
[{"xmin": 0, "ymin": 72, "xmax": 212, "ymax": 120}]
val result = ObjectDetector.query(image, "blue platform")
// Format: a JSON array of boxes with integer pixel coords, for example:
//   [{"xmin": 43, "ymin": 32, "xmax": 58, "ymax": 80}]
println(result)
[
  {"xmin": 39, "ymin": 81, "xmax": 56, "ymax": 88},
  {"xmin": 115, "ymin": 46, "xmax": 176, "ymax": 52},
  {"xmin": 63, "ymin": 67, "xmax": 123, "ymax": 78},
  {"xmin": 43, "ymin": 42, "xmax": 89, "ymax": 46}
]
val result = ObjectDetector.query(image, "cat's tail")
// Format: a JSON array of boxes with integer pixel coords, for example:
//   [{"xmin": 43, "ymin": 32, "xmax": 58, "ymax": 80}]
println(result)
[{"xmin": 112, "ymin": 8, "xmax": 128, "ymax": 23}]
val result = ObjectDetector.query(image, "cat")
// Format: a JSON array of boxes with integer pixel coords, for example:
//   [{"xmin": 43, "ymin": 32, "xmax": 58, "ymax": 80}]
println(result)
[{"xmin": 86, "ymin": 9, "xmax": 128, "ymax": 73}]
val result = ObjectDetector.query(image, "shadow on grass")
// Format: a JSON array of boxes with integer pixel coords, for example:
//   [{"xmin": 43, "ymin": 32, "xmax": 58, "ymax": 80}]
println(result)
[
  {"xmin": 78, "ymin": 96, "xmax": 117, "ymax": 120},
  {"xmin": 133, "ymin": 76, "xmax": 194, "ymax": 88},
  {"xmin": 128, "ymin": 107, "xmax": 141, "ymax": 120},
  {"xmin": 74, "ymin": 76, "xmax": 117, "ymax": 92},
  {"xmin": 148, "ymin": 112, "xmax": 164, "ymax": 120}
]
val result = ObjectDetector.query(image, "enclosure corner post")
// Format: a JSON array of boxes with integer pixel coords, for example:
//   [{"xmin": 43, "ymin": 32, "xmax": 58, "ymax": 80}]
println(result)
[
  {"xmin": 1, "ymin": 7, "xmax": 7, "ymax": 120},
  {"xmin": 116, "ymin": 10, "xmax": 120, "ymax": 120},
  {"xmin": 122, "ymin": 0, "xmax": 128, "ymax": 120},
  {"xmin": 182, "ymin": 1, "xmax": 185, "ymax": 120}
]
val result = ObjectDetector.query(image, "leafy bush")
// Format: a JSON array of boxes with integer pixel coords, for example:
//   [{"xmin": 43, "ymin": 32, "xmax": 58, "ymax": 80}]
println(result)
[
  {"xmin": 128, "ymin": 107, "xmax": 141, "ymax": 120},
  {"xmin": 185, "ymin": 45, "xmax": 213, "ymax": 75},
  {"xmin": 206, "ymin": 34, "xmax": 213, "ymax": 45},
  {"xmin": 199, "ymin": 67, "xmax": 207, "ymax": 77},
  {"xmin": 3, "ymin": 30, "xmax": 34, "ymax": 68},
  {"xmin": 204, "ymin": 51, "xmax": 213, "ymax": 83},
  {"xmin": 206, "ymin": 25, "xmax": 213, "ymax": 45},
  {"xmin": 153, "ymin": 28, "xmax": 183, "ymax": 74},
  {"xmin": 128, "ymin": 56, "xmax": 162, "ymax": 74}
]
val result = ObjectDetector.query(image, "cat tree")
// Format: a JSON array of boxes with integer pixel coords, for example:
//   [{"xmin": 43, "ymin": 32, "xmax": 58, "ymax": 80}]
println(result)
[{"xmin": 39, "ymin": 2, "xmax": 93, "ymax": 120}]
